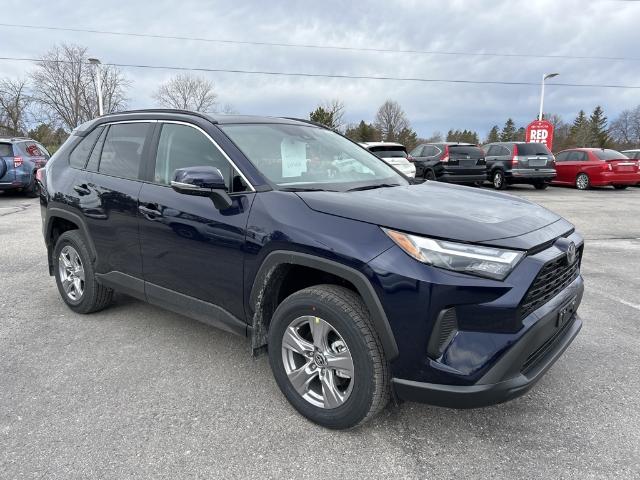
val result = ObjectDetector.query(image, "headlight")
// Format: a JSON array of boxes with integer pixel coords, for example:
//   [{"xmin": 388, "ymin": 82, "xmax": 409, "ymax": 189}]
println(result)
[{"xmin": 383, "ymin": 228, "xmax": 524, "ymax": 280}]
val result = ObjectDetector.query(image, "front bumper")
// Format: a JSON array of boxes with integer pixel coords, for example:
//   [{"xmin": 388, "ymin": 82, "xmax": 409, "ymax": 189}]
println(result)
[{"xmin": 393, "ymin": 311, "xmax": 582, "ymax": 408}]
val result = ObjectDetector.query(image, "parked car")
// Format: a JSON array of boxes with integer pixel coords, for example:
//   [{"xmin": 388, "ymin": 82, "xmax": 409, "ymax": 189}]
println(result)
[
  {"xmin": 409, "ymin": 142, "xmax": 487, "ymax": 183},
  {"xmin": 621, "ymin": 150, "xmax": 640, "ymax": 186},
  {"xmin": 483, "ymin": 142, "xmax": 556, "ymax": 190},
  {"xmin": 553, "ymin": 148, "xmax": 640, "ymax": 190},
  {"xmin": 359, "ymin": 142, "xmax": 416, "ymax": 178},
  {"xmin": 0, "ymin": 137, "xmax": 50, "ymax": 196},
  {"xmin": 41, "ymin": 110, "xmax": 584, "ymax": 429}
]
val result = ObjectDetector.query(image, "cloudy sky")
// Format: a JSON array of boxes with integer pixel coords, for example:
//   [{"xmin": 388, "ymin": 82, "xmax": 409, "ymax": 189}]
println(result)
[{"xmin": 2, "ymin": 0, "xmax": 639, "ymax": 138}]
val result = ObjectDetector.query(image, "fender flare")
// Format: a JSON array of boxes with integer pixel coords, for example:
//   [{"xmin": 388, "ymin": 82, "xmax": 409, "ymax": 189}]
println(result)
[
  {"xmin": 250, "ymin": 251, "xmax": 399, "ymax": 360},
  {"xmin": 45, "ymin": 207, "xmax": 98, "ymax": 264}
]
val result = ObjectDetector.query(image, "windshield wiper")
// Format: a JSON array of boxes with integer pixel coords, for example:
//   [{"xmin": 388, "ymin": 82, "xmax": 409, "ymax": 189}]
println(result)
[
  {"xmin": 347, "ymin": 183, "xmax": 401, "ymax": 192},
  {"xmin": 279, "ymin": 187, "xmax": 337, "ymax": 192}
]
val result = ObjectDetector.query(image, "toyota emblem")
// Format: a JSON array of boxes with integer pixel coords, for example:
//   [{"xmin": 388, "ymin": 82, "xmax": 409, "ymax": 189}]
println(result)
[{"xmin": 566, "ymin": 242, "xmax": 577, "ymax": 265}]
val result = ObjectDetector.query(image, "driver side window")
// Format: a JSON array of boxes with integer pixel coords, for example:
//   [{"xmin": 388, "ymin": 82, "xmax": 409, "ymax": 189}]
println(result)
[{"xmin": 154, "ymin": 123, "xmax": 249, "ymax": 192}]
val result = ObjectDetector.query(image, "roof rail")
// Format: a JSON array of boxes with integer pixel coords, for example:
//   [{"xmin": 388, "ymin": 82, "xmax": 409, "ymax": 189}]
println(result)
[
  {"xmin": 104, "ymin": 109, "xmax": 218, "ymax": 124},
  {"xmin": 282, "ymin": 117, "xmax": 328, "ymax": 129}
]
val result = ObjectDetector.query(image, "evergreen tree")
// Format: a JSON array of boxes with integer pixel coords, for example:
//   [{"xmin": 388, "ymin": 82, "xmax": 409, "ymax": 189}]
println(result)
[
  {"xmin": 446, "ymin": 129, "xmax": 455, "ymax": 141},
  {"xmin": 486, "ymin": 125, "xmax": 500, "ymax": 143},
  {"xmin": 589, "ymin": 105, "xmax": 610, "ymax": 148},
  {"xmin": 570, "ymin": 110, "xmax": 590, "ymax": 147},
  {"xmin": 397, "ymin": 127, "xmax": 419, "ymax": 151},
  {"xmin": 345, "ymin": 120, "xmax": 379, "ymax": 142},
  {"xmin": 309, "ymin": 106, "xmax": 336, "ymax": 130},
  {"xmin": 500, "ymin": 118, "xmax": 516, "ymax": 141}
]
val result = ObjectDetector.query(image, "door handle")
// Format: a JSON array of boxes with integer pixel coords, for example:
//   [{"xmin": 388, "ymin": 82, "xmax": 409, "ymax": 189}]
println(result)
[
  {"xmin": 138, "ymin": 204, "xmax": 163, "ymax": 220},
  {"xmin": 73, "ymin": 184, "xmax": 90, "ymax": 195}
]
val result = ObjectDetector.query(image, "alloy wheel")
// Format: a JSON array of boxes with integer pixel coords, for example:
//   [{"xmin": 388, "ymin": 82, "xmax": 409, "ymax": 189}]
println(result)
[
  {"xmin": 58, "ymin": 245, "xmax": 85, "ymax": 301},
  {"xmin": 281, "ymin": 315, "xmax": 355, "ymax": 409},
  {"xmin": 576, "ymin": 173, "xmax": 589, "ymax": 190},
  {"xmin": 493, "ymin": 171, "xmax": 504, "ymax": 189}
]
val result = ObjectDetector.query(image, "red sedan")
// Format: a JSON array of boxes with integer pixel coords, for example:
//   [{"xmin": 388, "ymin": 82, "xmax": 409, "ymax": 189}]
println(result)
[{"xmin": 553, "ymin": 148, "xmax": 640, "ymax": 190}]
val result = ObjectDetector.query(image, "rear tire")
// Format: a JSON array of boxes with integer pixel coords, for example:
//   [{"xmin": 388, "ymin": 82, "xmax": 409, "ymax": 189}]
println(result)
[
  {"xmin": 424, "ymin": 169, "xmax": 436, "ymax": 181},
  {"xmin": 24, "ymin": 175, "xmax": 40, "ymax": 198},
  {"xmin": 576, "ymin": 173, "xmax": 590, "ymax": 190},
  {"xmin": 268, "ymin": 285, "xmax": 389, "ymax": 429},
  {"xmin": 53, "ymin": 230, "xmax": 113, "ymax": 314},
  {"xmin": 533, "ymin": 181, "xmax": 548, "ymax": 190},
  {"xmin": 613, "ymin": 185, "xmax": 628, "ymax": 190},
  {"xmin": 492, "ymin": 170, "xmax": 506, "ymax": 190}
]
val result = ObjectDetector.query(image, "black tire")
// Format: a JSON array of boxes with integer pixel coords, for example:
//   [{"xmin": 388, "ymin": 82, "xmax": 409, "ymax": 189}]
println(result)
[
  {"xmin": 268, "ymin": 285, "xmax": 389, "ymax": 429},
  {"xmin": 24, "ymin": 174, "xmax": 40, "ymax": 198},
  {"xmin": 424, "ymin": 169, "xmax": 436, "ymax": 181},
  {"xmin": 53, "ymin": 230, "xmax": 113, "ymax": 314},
  {"xmin": 613, "ymin": 185, "xmax": 628, "ymax": 190},
  {"xmin": 492, "ymin": 170, "xmax": 506, "ymax": 190},
  {"xmin": 576, "ymin": 173, "xmax": 590, "ymax": 190},
  {"xmin": 533, "ymin": 181, "xmax": 548, "ymax": 190}
]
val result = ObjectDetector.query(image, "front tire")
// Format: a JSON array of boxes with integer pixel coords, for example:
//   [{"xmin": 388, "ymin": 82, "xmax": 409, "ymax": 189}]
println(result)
[
  {"xmin": 268, "ymin": 285, "xmax": 389, "ymax": 429},
  {"xmin": 492, "ymin": 170, "xmax": 506, "ymax": 190},
  {"xmin": 576, "ymin": 173, "xmax": 590, "ymax": 190},
  {"xmin": 53, "ymin": 230, "xmax": 113, "ymax": 314}
]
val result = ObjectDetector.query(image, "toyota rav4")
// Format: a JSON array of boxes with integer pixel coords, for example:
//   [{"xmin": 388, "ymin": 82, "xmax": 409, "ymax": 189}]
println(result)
[{"xmin": 40, "ymin": 110, "xmax": 584, "ymax": 429}]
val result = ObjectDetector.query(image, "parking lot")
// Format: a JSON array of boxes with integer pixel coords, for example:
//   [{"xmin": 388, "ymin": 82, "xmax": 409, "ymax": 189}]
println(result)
[{"xmin": 1, "ymin": 185, "xmax": 639, "ymax": 479}]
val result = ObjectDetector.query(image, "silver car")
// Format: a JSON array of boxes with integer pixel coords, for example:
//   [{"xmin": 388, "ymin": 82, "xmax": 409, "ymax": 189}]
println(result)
[{"xmin": 359, "ymin": 142, "xmax": 416, "ymax": 178}]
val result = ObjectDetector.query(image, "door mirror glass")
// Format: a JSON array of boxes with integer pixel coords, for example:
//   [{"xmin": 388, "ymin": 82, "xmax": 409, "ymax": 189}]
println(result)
[{"xmin": 171, "ymin": 166, "xmax": 232, "ymax": 209}]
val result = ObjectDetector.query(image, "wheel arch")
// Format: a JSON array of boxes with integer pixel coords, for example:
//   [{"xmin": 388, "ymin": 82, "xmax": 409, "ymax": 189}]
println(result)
[
  {"xmin": 45, "ymin": 208, "xmax": 97, "ymax": 275},
  {"xmin": 249, "ymin": 251, "xmax": 399, "ymax": 360}
]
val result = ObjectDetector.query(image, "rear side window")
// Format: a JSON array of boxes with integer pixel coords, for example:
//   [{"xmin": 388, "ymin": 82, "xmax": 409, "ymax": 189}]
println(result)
[
  {"xmin": 98, "ymin": 123, "xmax": 150, "ymax": 179},
  {"xmin": 368, "ymin": 146, "xmax": 407, "ymax": 158},
  {"xmin": 0, "ymin": 143, "xmax": 12, "ymax": 157},
  {"xmin": 86, "ymin": 127, "xmax": 108, "ymax": 172},
  {"xmin": 555, "ymin": 151, "xmax": 569, "ymax": 162},
  {"xmin": 410, "ymin": 146, "xmax": 424, "ymax": 156},
  {"xmin": 20, "ymin": 142, "xmax": 49, "ymax": 158},
  {"xmin": 593, "ymin": 149, "xmax": 629, "ymax": 160},
  {"xmin": 517, "ymin": 143, "xmax": 551, "ymax": 155},
  {"xmin": 449, "ymin": 146, "xmax": 484, "ymax": 158},
  {"xmin": 69, "ymin": 127, "xmax": 104, "ymax": 169}
]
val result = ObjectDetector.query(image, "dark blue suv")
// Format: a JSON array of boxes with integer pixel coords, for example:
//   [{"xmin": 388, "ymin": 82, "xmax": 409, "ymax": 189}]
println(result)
[
  {"xmin": 1, "ymin": 137, "xmax": 50, "ymax": 196},
  {"xmin": 40, "ymin": 110, "xmax": 584, "ymax": 429}
]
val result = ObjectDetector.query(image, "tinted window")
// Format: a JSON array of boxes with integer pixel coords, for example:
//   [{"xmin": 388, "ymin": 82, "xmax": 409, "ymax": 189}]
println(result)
[
  {"xmin": 555, "ymin": 151, "xmax": 569, "ymax": 162},
  {"xmin": 593, "ymin": 149, "xmax": 629, "ymax": 160},
  {"xmin": 567, "ymin": 151, "xmax": 585, "ymax": 161},
  {"xmin": 69, "ymin": 127, "xmax": 103, "ymax": 169},
  {"xmin": 410, "ymin": 146, "xmax": 424, "ymax": 157},
  {"xmin": 86, "ymin": 127, "xmax": 108, "ymax": 172},
  {"xmin": 485, "ymin": 145, "xmax": 498, "ymax": 156},
  {"xmin": 424, "ymin": 145, "xmax": 439, "ymax": 157},
  {"xmin": 516, "ymin": 143, "xmax": 552, "ymax": 155},
  {"xmin": 19, "ymin": 142, "xmax": 49, "ymax": 158},
  {"xmin": 99, "ymin": 123, "xmax": 150, "ymax": 179},
  {"xmin": 154, "ymin": 123, "xmax": 243, "ymax": 191},
  {"xmin": 368, "ymin": 146, "xmax": 407, "ymax": 158},
  {"xmin": 449, "ymin": 146, "xmax": 484, "ymax": 158},
  {"xmin": 0, "ymin": 143, "xmax": 12, "ymax": 157}
]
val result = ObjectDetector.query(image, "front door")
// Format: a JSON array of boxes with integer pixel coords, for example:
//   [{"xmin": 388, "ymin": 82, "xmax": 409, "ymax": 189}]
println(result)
[{"xmin": 138, "ymin": 122, "xmax": 254, "ymax": 321}]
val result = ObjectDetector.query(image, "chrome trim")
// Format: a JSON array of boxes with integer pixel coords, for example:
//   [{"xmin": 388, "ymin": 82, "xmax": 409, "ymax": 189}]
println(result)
[
  {"xmin": 159, "ymin": 120, "xmax": 256, "ymax": 192},
  {"xmin": 170, "ymin": 180, "xmax": 209, "ymax": 191}
]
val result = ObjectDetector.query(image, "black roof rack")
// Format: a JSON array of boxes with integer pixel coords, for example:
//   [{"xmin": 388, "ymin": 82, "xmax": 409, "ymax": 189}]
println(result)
[
  {"xmin": 105, "ymin": 109, "xmax": 218, "ymax": 124},
  {"xmin": 283, "ymin": 117, "xmax": 327, "ymax": 129}
]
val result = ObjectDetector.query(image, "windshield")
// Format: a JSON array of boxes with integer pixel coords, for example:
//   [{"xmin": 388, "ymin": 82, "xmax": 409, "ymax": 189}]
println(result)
[
  {"xmin": 220, "ymin": 123, "xmax": 408, "ymax": 191},
  {"xmin": 594, "ymin": 149, "xmax": 629, "ymax": 160},
  {"xmin": 367, "ymin": 146, "xmax": 407, "ymax": 158}
]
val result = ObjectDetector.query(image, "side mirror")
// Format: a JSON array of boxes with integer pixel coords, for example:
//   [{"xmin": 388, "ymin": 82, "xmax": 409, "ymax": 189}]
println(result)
[{"xmin": 171, "ymin": 166, "xmax": 233, "ymax": 210}]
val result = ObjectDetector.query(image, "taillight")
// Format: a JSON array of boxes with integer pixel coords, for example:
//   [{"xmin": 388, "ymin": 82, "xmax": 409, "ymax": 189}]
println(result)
[
  {"xmin": 13, "ymin": 156, "xmax": 23, "ymax": 168},
  {"xmin": 511, "ymin": 145, "xmax": 519, "ymax": 166},
  {"xmin": 36, "ymin": 168, "xmax": 45, "ymax": 183},
  {"xmin": 440, "ymin": 145, "xmax": 450, "ymax": 162},
  {"xmin": 601, "ymin": 162, "xmax": 612, "ymax": 171},
  {"xmin": 406, "ymin": 154, "xmax": 415, "ymax": 162}
]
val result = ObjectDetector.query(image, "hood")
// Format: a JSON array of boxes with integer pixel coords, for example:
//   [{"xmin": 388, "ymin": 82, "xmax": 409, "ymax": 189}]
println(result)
[{"xmin": 296, "ymin": 182, "xmax": 564, "ymax": 244}]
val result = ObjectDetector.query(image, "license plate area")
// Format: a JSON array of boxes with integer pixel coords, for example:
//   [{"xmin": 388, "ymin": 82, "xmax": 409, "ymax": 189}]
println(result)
[
  {"xmin": 528, "ymin": 158, "xmax": 547, "ymax": 167},
  {"xmin": 557, "ymin": 295, "xmax": 578, "ymax": 328}
]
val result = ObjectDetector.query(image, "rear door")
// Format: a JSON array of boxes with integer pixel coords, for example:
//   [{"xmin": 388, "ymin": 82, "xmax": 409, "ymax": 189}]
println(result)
[
  {"xmin": 81, "ymin": 121, "xmax": 154, "ymax": 278},
  {"xmin": 553, "ymin": 151, "xmax": 572, "ymax": 184}
]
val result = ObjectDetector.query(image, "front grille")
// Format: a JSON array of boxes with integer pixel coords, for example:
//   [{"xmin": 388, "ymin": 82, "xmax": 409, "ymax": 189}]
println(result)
[{"xmin": 519, "ymin": 250, "xmax": 581, "ymax": 319}]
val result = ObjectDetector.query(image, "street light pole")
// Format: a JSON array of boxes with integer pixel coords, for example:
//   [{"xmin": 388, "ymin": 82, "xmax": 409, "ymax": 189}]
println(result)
[
  {"xmin": 538, "ymin": 72, "xmax": 559, "ymax": 121},
  {"xmin": 88, "ymin": 58, "xmax": 104, "ymax": 116}
]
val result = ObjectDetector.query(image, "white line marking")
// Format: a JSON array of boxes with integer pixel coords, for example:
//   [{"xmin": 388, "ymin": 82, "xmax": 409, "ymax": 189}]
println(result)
[{"xmin": 589, "ymin": 288, "xmax": 640, "ymax": 311}]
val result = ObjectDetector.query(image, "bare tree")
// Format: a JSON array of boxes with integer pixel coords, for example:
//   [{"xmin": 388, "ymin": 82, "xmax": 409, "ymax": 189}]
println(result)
[
  {"xmin": 374, "ymin": 100, "xmax": 410, "ymax": 142},
  {"xmin": 153, "ymin": 74, "xmax": 218, "ymax": 112},
  {"xmin": 321, "ymin": 98, "xmax": 345, "ymax": 130},
  {"xmin": 0, "ymin": 77, "xmax": 31, "ymax": 136},
  {"xmin": 31, "ymin": 44, "xmax": 129, "ymax": 130}
]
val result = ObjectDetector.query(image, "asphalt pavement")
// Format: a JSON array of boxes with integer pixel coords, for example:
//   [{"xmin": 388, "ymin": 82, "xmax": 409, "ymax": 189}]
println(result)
[{"xmin": 1, "ymin": 185, "xmax": 639, "ymax": 479}]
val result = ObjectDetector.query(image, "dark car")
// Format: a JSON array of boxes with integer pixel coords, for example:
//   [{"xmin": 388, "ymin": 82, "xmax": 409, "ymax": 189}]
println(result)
[
  {"xmin": 0, "ymin": 137, "xmax": 50, "ymax": 196},
  {"xmin": 483, "ymin": 142, "xmax": 556, "ymax": 190},
  {"xmin": 40, "ymin": 110, "xmax": 584, "ymax": 429},
  {"xmin": 409, "ymin": 142, "xmax": 487, "ymax": 183}
]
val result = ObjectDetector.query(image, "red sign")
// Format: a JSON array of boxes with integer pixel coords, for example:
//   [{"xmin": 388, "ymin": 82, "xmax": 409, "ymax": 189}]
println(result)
[{"xmin": 525, "ymin": 120, "xmax": 554, "ymax": 151}]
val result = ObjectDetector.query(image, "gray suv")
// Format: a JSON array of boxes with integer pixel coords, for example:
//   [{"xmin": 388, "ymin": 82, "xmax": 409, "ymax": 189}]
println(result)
[
  {"xmin": 0, "ymin": 137, "xmax": 50, "ymax": 196},
  {"xmin": 483, "ymin": 142, "xmax": 556, "ymax": 190}
]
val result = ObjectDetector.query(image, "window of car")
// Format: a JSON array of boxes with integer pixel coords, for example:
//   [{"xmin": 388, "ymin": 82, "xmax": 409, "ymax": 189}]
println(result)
[
  {"xmin": 593, "ymin": 149, "xmax": 630, "ymax": 161},
  {"xmin": 98, "ymin": 123, "xmax": 151, "ymax": 179},
  {"xmin": 19, "ymin": 142, "xmax": 50, "ymax": 158},
  {"xmin": 220, "ymin": 123, "xmax": 408, "ymax": 191},
  {"xmin": 424, "ymin": 145, "xmax": 439, "ymax": 157},
  {"xmin": 367, "ymin": 145, "xmax": 408, "ymax": 158},
  {"xmin": 0, "ymin": 143, "xmax": 13, "ymax": 157},
  {"xmin": 566, "ymin": 151, "xmax": 586, "ymax": 161},
  {"xmin": 154, "ymin": 123, "xmax": 249, "ymax": 192},
  {"xmin": 448, "ymin": 145, "xmax": 485, "ymax": 159},
  {"xmin": 69, "ymin": 126, "xmax": 104, "ymax": 169},
  {"xmin": 410, "ymin": 145, "xmax": 424, "ymax": 157},
  {"xmin": 485, "ymin": 145, "xmax": 498, "ymax": 156},
  {"xmin": 555, "ymin": 151, "xmax": 569, "ymax": 162},
  {"xmin": 515, "ymin": 143, "xmax": 551, "ymax": 155},
  {"xmin": 85, "ymin": 127, "xmax": 108, "ymax": 172}
]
